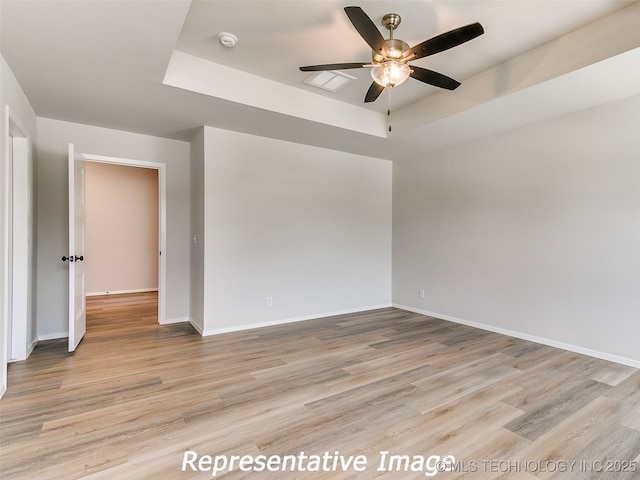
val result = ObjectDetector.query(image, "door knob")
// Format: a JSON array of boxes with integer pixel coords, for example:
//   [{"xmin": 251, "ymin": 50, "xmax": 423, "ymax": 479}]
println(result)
[{"xmin": 74, "ymin": 255, "xmax": 84, "ymax": 262}]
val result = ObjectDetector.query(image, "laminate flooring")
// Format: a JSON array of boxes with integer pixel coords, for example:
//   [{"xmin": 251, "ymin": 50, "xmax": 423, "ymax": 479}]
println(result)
[{"xmin": 1, "ymin": 293, "xmax": 639, "ymax": 479}]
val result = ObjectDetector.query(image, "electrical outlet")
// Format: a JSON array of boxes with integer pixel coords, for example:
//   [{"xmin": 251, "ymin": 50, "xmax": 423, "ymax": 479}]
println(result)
[
  {"xmin": 266, "ymin": 296, "xmax": 273, "ymax": 307},
  {"xmin": 419, "ymin": 289, "xmax": 425, "ymax": 299}
]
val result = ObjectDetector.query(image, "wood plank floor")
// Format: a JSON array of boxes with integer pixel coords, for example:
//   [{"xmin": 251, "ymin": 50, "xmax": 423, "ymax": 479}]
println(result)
[{"xmin": 1, "ymin": 293, "xmax": 639, "ymax": 479}]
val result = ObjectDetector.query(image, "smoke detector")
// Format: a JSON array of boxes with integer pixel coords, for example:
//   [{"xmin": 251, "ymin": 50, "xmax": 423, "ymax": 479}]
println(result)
[{"xmin": 218, "ymin": 32, "xmax": 238, "ymax": 48}]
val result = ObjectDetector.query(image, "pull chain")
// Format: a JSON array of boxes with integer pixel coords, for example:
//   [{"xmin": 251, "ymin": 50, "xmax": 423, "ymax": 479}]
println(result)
[{"xmin": 387, "ymin": 87, "xmax": 392, "ymax": 133}]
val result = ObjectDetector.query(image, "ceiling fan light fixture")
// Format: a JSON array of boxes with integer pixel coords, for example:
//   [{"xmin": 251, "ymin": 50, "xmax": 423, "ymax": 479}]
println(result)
[{"xmin": 370, "ymin": 61, "xmax": 411, "ymax": 88}]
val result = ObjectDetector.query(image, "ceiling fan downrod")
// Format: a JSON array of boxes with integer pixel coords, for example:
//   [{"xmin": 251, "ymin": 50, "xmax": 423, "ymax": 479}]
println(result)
[{"xmin": 382, "ymin": 13, "xmax": 401, "ymax": 38}]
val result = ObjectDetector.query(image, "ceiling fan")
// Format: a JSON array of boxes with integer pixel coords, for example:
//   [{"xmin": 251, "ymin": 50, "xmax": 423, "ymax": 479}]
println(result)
[{"xmin": 300, "ymin": 6, "xmax": 484, "ymax": 116}]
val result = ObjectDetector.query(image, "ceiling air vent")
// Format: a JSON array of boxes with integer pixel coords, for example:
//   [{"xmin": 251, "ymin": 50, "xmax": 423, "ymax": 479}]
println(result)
[{"xmin": 304, "ymin": 70, "xmax": 356, "ymax": 92}]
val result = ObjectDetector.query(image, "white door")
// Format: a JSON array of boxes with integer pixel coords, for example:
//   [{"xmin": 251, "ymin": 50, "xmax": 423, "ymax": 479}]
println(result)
[{"xmin": 67, "ymin": 144, "xmax": 86, "ymax": 352}]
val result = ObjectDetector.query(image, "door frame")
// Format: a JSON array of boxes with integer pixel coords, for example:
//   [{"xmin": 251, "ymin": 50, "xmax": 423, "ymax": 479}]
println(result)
[
  {"xmin": 2, "ymin": 106, "xmax": 33, "ymax": 398},
  {"xmin": 81, "ymin": 153, "xmax": 167, "ymax": 324}
]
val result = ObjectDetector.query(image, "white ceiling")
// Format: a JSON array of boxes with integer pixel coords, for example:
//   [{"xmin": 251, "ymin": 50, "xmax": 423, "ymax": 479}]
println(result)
[{"xmin": 2, "ymin": 0, "xmax": 639, "ymax": 160}]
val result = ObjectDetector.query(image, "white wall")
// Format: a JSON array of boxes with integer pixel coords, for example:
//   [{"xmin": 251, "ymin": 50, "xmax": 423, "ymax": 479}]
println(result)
[
  {"xmin": 1, "ymin": 55, "xmax": 38, "ymax": 396},
  {"xmin": 36, "ymin": 118, "xmax": 190, "ymax": 338},
  {"xmin": 85, "ymin": 162, "xmax": 158, "ymax": 295},
  {"xmin": 200, "ymin": 127, "xmax": 392, "ymax": 334},
  {"xmin": 393, "ymin": 95, "xmax": 640, "ymax": 366}
]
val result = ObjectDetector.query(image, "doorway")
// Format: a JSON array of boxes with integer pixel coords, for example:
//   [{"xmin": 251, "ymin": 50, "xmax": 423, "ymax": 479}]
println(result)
[
  {"xmin": 84, "ymin": 162, "xmax": 159, "ymax": 331},
  {"xmin": 80, "ymin": 153, "xmax": 167, "ymax": 325},
  {"xmin": 85, "ymin": 162, "xmax": 159, "ymax": 302}
]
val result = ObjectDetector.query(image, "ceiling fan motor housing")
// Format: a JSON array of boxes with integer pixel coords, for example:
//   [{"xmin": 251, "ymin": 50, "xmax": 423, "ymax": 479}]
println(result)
[{"xmin": 373, "ymin": 38, "xmax": 410, "ymax": 62}]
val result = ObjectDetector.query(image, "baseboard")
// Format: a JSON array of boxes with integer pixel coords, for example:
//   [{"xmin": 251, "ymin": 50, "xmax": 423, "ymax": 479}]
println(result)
[
  {"xmin": 7, "ymin": 338, "xmax": 39, "ymax": 363},
  {"xmin": 26, "ymin": 337, "xmax": 37, "ymax": 357},
  {"xmin": 0, "ymin": 383, "xmax": 6, "ymax": 400},
  {"xmin": 189, "ymin": 318, "xmax": 204, "ymax": 335},
  {"xmin": 37, "ymin": 332, "xmax": 67, "ymax": 341},
  {"xmin": 86, "ymin": 288, "xmax": 158, "ymax": 297},
  {"xmin": 160, "ymin": 316, "xmax": 190, "ymax": 325},
  {"xmin": 394, "ymin": 304, "xmax": 640, "ymax": 369},
  {"xmin": 201, "ymin": 304, "xmax": 393, "ymax": 337}
]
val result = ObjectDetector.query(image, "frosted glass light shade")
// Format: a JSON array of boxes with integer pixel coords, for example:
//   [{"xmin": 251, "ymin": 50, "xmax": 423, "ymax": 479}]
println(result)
[{"xmin": 370, "ymin": 61, "xmax": 411, "ymax": 88}]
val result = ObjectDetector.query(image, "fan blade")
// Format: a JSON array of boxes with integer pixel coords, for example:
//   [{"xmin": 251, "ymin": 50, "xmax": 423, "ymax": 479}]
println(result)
[
  {"xmin": 410, "ymin": 66, "xmax": 461, "ymax": 90},
  {"xmin": 405, "ymin": 22, "xmax": 484, "ymax": 60},
  {"xmin": 344, "ymin": 6, "xmax": 389, "ymax": 57},
  {"xmin": 300, "ymin": 62, "xmax": 368, "ymax": 72},
  {"xmin": 364, "ymin": 82, "xmax": 384, "ymax": 103}
]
